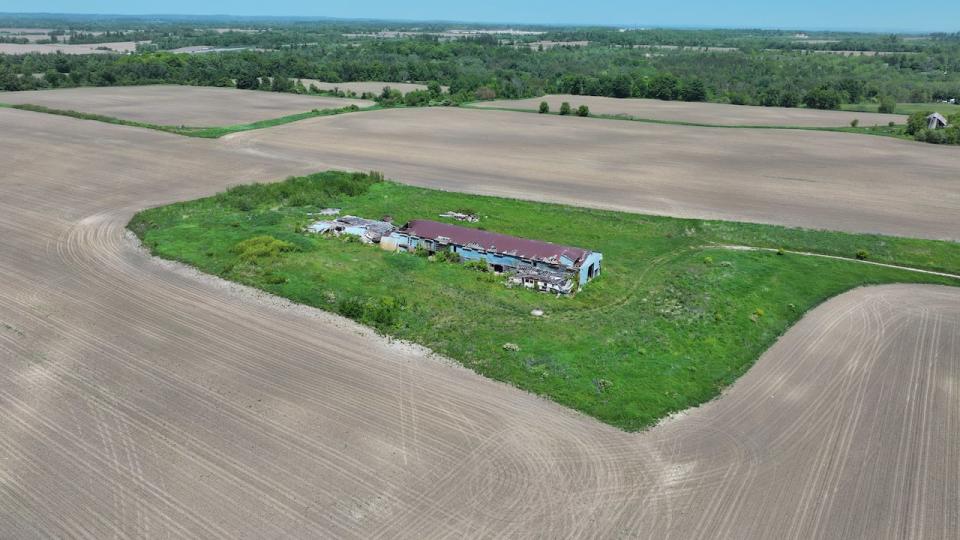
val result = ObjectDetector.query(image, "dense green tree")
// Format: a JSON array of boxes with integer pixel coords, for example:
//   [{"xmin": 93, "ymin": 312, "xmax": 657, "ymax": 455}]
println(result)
[
  {"xmin": 270, "ymin": 74, "xmax": 292, "ymax": 92},
  {"xmin": 559, "ymin": 101, "xmax": 572, "ymax": 115},
  {"xmin": 539, "ymin": 101, "xmax": 549, "ymax": 113},
  {"xmin": 610, "ymin": 74, "xmax": 633, "ymax": 98},
  {"xmin": 576, "ymin": 104, "xmax": 590, "ymax": 116},
  {"xmin": 648, "ymin": 73, "xmax": 680, "ymax": 100},
  {"xmin": 803, "ymin": 85, "xmax": 843, "ymax": 109},
  {"xmin": 835, "ymin": 78, "xmax": 866, "ymax": 103},
  {"xmin": 906, "ymin": 110, "xmax": 934, "ymax": 135},
  {"xmin": 403, "ymin": 89, "xmax": 432, "ymax": 106},
  {"xmin": 681, "ymin": 79, "xmax": 707, "ymax": 101},
  {"xmin": 878, "ymin": 95, "xmax": 897, "ymax": 113}
]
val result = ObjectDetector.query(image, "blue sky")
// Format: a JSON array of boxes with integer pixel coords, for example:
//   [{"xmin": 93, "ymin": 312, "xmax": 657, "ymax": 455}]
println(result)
[{"xmin": 4, "ymin": 1, "xmax": 958, "ymax": 32}]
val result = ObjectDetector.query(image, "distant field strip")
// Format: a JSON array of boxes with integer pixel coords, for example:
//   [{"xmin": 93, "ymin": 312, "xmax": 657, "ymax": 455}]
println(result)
[
  {"xmin": 2, "ymin": 102, "xmax": 379, "ymax": 138},
  {"xmin": 466, "ymin": 103, "xmax": 912, "ymax": 140},
  {"xmin": 0, "ymin": 85, "xmax": 373, "ymax": 125},
  {"xmin": 472, "ymin": 94, "xmax": 905, "ymax": 127}
]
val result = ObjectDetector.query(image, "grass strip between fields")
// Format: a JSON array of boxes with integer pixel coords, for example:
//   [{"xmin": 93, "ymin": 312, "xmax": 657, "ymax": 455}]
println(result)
[
  {"xmin": 0, "ymin": 102, "xmax": 383, "ymax": 138},
  {"xmin": 462, "ymin": 103, "xmax": 915, "ymax": 140},
  {"xmin": 129, "ymin": 171, "xmax": 960, "ymax": 431}
]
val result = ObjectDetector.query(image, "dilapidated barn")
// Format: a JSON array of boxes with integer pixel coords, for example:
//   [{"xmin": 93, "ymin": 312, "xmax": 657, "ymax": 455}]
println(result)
[{"xmin": 388, "ymin": 220, "xmax": 603, "ymax": 291}]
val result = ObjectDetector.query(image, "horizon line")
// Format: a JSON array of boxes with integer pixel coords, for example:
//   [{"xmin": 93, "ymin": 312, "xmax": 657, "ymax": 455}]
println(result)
[{"xmin": 0, "ymin": 11, "xmax": 956, "ymax": 35}]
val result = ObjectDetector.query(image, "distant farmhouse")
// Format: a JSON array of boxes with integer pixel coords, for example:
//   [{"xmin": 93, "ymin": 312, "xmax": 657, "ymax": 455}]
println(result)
[
  {"xmin": 927, "ymin": 112, "xmax": 949, "ymax": 130},
  {"xmin": 308, "ymin": 215, "xmax": 602, "ymax": 294}
]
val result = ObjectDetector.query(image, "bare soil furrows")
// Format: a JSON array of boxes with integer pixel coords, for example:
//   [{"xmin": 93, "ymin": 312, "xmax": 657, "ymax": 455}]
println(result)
[
  {"xmin": 475, "ymin": 94, "xmax": 905, "ymax": 127},
  {"xmin": 0, "ymin": 85, "xmax": 373, "ymax": 126},
  {"xmin": 1, "ymin": 108, "xmax": 958, "ymax": 538},
  {"xmin": 227, "ymin": 107, "xmax": 960, "ymax": 240}
]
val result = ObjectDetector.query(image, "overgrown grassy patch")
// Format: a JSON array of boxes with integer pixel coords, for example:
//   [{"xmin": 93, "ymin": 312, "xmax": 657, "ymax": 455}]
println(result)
[
  {"xmin": 129, "ymin": 171, "xmax": 960, "ymax": 431},
  {"xmin": 1, "ymin": 102, "xmax": 380, "ymax": 138}
]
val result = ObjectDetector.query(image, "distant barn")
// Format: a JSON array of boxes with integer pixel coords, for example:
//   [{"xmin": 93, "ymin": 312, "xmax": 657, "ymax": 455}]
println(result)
[{"xmin": 927, "ymin": 112, "xmax": 949, "ymax": 130}]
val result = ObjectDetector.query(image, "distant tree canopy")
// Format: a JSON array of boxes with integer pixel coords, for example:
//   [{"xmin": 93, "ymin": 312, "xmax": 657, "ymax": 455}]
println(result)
[
  {"xmin": 1, "ymin": 22, "xmax": 959, "ymax": 110},
  {"xmin": 803, "ymin": 85, "xmax": 844, "ymax": 110}
]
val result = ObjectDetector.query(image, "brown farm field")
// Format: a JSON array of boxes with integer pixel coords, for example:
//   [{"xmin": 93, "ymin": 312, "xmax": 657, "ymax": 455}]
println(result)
[
  {"xmin": 0, "ymin": 40, "xmax": 140, "ymax": 54},
  {"xmin": 0, "ymin": 84, "xmax": 373, "ymax": 126},
  {"xmin": 1, "ymin": 105, "xmax": 959, "ymax": 537},
  {"xmin": 226, "ymin": 107, "xmax": 960, "ymax": 240},
  {"xmin": 474, "ymin": 94, "xmax": 906, "ymax": 126}
]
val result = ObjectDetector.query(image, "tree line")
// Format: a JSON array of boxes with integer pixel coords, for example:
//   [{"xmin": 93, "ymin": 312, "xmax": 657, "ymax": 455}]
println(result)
[{"xmin": 1, "ymin": 27, "xmax": 958, "ymax": 110}]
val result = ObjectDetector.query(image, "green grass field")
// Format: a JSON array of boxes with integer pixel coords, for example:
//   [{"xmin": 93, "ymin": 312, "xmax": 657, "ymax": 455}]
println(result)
[{"xmin": 129, "ymin": 171, "xmax": 960, "ymax": 431}]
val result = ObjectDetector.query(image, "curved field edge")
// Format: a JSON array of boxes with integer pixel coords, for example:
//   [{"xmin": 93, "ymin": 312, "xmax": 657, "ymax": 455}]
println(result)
[
  {"xmin": 0, "ymin": 101, "xmax": 384, "ymax": 138},
  {"xmin": 127, "ymin": 171, "xmax": 960, "ymax": 431}
]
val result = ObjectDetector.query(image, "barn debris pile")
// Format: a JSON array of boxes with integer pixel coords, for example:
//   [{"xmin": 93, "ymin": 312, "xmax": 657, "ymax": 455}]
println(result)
[{"xmin": 438, "ymin": 211, "xmax": 479, "ymax": 222}]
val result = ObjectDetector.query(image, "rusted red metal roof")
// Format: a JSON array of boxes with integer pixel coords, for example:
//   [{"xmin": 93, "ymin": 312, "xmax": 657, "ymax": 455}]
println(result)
[{"xmin": 400, "ymin": 220, "xmax": 588, "ymax": 264}]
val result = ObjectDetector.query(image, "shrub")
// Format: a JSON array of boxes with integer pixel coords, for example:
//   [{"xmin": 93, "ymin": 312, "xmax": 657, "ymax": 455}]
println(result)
[
  {"xmin": 776, "ymin": 248, "xmax": 785, "ymax": 256},
  {"xmin": 474, "ymin": 86, "xmax": 496, "ymax": 100},
  {"xmin": 850, "ymin": 119, "xmax": 859, "ymax": 128},
  {"xmin": 232, "ymin": 236, "xmax": 298, "ymax": 263},
  {"xmin": 878, "ymin": 96, "xmax": 896, "ymax": 114},
  {"xmin": 576, "ymin": 105, "xmax": 590, "ymax": 117},
  {"xmin": 434, "ymin": 249, "xmax": 461, "ymax": 263},
  {"xmin": 906, "ymin": 111, "xmax": 933, "ymax": 135},
  {"xmin": 413, "ymin": 245, "xmax": 429, "ymax": 257},
  {"xmin": 855, "ymin": 249, "xmax": 869, "ymax": 260},
  {"xmin": 538, "ymin": 101, "xmax": 549, "ymax": 114},
  {"xmin": 376, "ymin": 86, "xmax": 403, "ymax": 106},
  {"xmin": 559, "ymin": 102, "xmax": 572, "ymax": 115},
  {"xmin": 464, "ymin": 260, "xmax": 489, "ymax": 272},
  {"xmin": 593, "ymin": 378, "xmax": 613, "ymax": 393},
  {"xmin": 336, "ymin": 296, "xmax": 406, "ymax": 327},
  {"xmin": 337, "ymin": 297, "xmax": 365, "ymax": 319},
  {"xmin": 217, "ymin": 170, "xmax": 383, "ymax": 211},
  {"xmin": 403, "ymin": 89, "xmax": 432, "ymax": 107}
]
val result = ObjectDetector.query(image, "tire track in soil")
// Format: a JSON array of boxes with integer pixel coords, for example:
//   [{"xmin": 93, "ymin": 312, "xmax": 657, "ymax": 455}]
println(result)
[{"xmin": 1, "ymin": 108, "xmax": 958, "ymax": 538}]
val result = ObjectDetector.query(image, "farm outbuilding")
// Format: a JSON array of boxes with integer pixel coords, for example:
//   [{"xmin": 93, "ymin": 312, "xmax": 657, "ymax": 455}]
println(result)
[
  {"xmin": 927, "ymin": 112, "xmax": 949, "ymax": 130},
  {"xmin": 388, "ymin": 220, "xmax": 603, "ymax": 291}
]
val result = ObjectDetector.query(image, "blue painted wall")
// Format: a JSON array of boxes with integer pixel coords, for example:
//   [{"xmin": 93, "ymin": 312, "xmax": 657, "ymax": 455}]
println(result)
[{"xmin": 577, "ymin": 252, "xmax": 604, "ymax": 286}]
